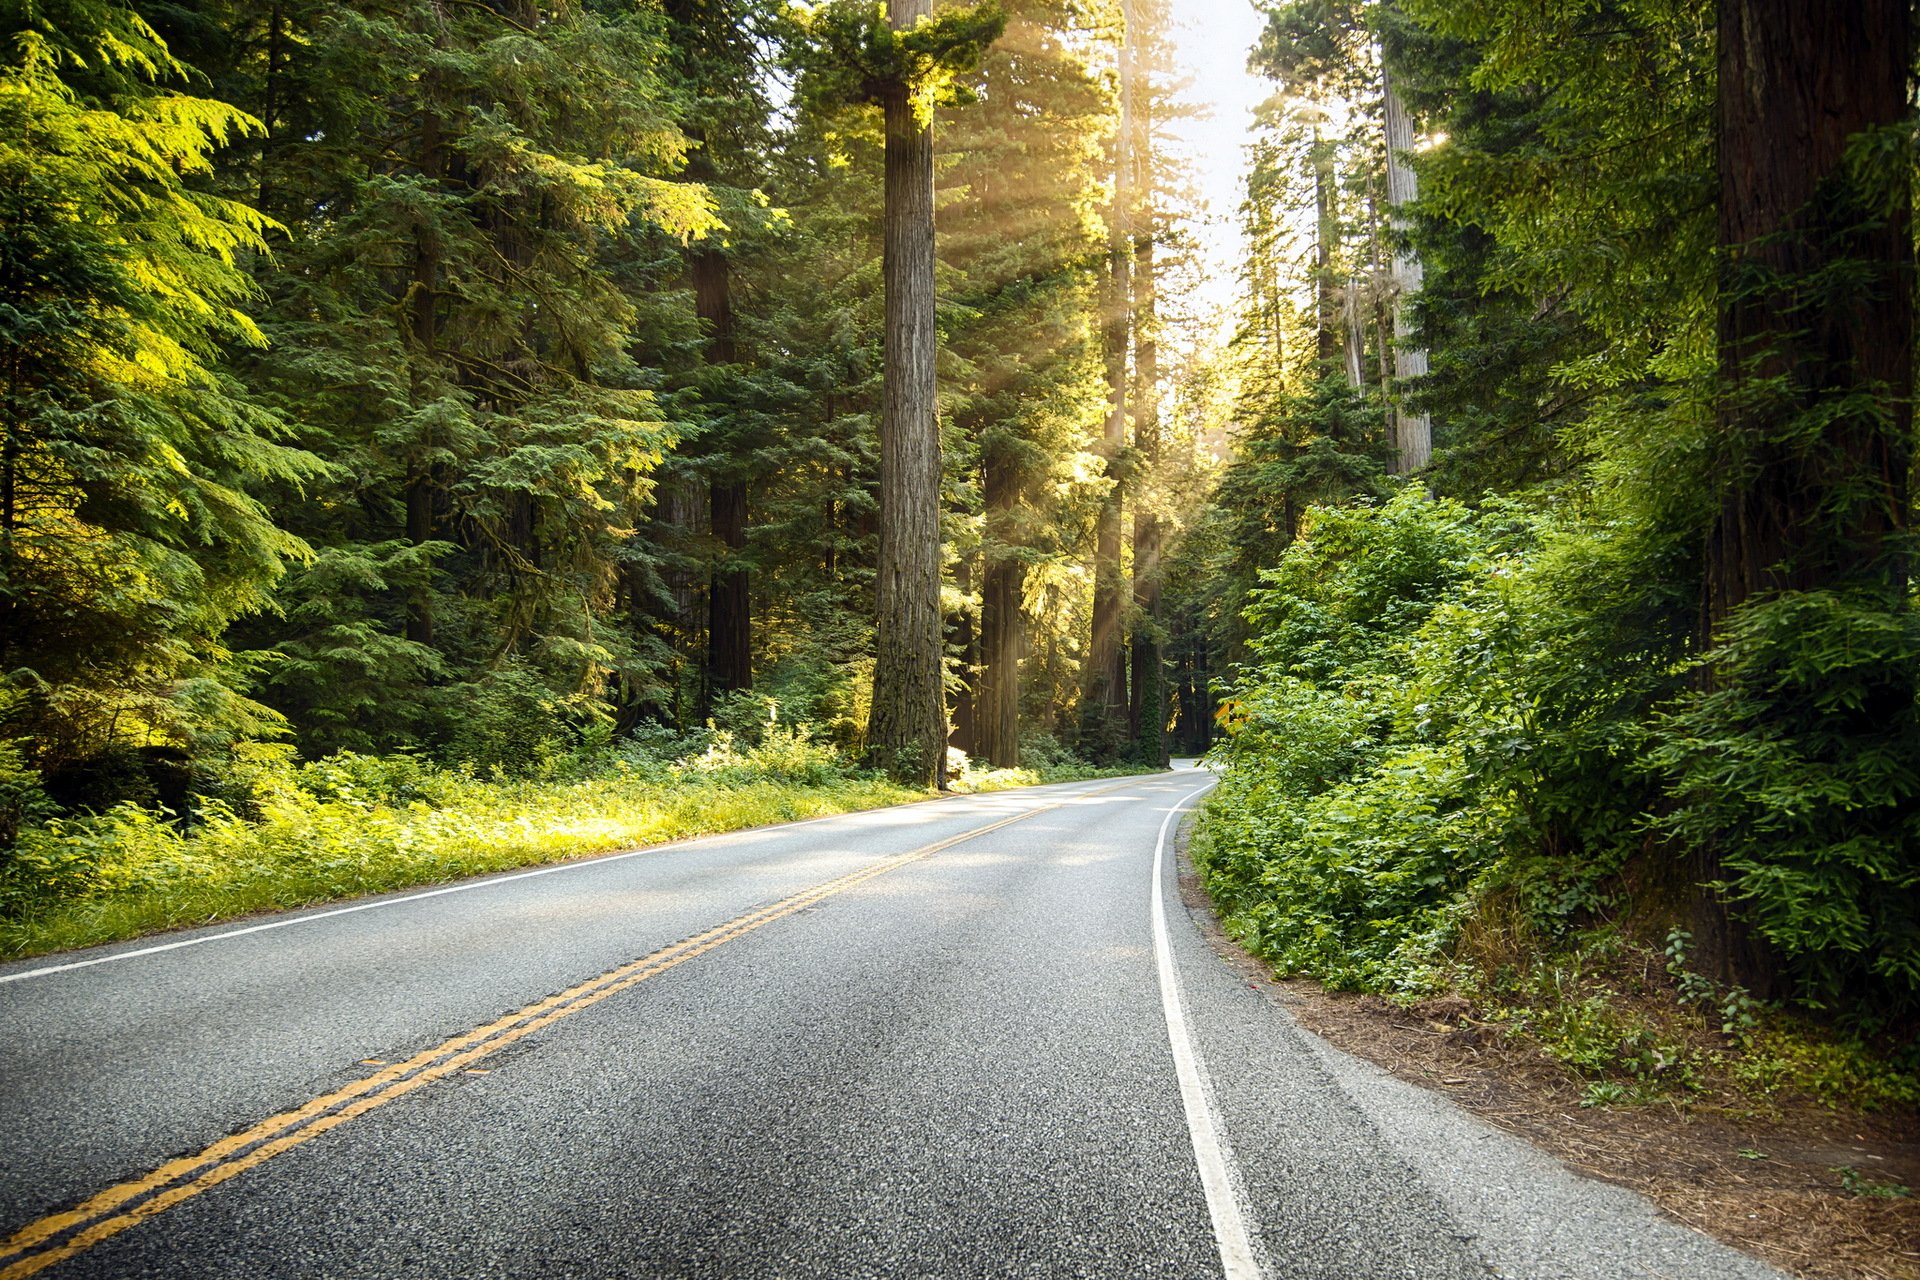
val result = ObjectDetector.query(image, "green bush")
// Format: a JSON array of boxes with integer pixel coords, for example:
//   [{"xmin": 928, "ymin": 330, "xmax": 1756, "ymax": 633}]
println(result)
[
  {"xmin": 1650, "ymin": 589, "xmax": 1920, "ymax": 1014},
  {"xmin": 1200, "ymin": 480, "xmax": 1920, "ymax": 1029}
]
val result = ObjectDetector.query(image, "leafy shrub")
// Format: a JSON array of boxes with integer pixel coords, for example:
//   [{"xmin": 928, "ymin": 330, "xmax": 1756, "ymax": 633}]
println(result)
[
  {"xmin": 1649, "ymin": 589, "xmax": 1920, "ymax": 1016},
  {"xmin": 1198, "ymin": 486, "xmax": 1701, "ymax": 992},
  {"xmin": 443, "ymin": 659, "xmax": 583, "ymax": 777},
  {"xmin": 1199, "ymin": 488, "xmax": 1530, "ymax": 991}
]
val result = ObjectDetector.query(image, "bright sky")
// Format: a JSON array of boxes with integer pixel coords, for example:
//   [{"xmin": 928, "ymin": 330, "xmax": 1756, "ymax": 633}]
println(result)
[{"xmin": 1163, "ymin": 0, "xmax": 1272, "ymax": 330}]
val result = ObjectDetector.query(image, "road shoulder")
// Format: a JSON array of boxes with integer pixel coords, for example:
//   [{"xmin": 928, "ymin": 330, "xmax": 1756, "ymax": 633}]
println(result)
[{"xmin": 1170, "ymin": 807, "xmax": 1793, "ymax": 1280}]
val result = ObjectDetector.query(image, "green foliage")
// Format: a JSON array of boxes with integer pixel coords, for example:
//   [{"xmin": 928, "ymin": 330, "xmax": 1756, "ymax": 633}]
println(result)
[
  {"xmin": 0, "ymin": 740, "xmax": 918, "ymax": 956},
  {"xmin": 1198, "ymin": 487, "xmax": 1692, "ymax": 994},
  {"xmin": 1650, "ymin": 591, "xmax": 1920, "ymax": 1011},
  {"xmin": 0, "ymin": 739, "xmax": 54, "ymax": 850},
  {"xmin": 1201, "ymin": 0, "xmax": 1920, "ymax": 1044},
  {"xmin": 789, "ymin": 0, "xmax": 1007, "ymax": 125},
  {"xmin": 1197, "ymin": 489, "xmax": 1517, "ymax": 991},
  {"xmin": 211, "ymin": 0, "xmax": 717, "ymax": 756},
  {"xmin": 0, "ymin": 0, "xmax": 318, "ymax": 780}
]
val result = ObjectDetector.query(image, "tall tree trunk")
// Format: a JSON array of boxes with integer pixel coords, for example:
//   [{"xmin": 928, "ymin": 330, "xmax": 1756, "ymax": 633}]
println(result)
[
  {"xmin": 1312, "ymin": 128, "xmax": 1337, "ymax": 367},
  {"xmin": 1701, "ymin": 0, "xmax": 1912, "ymax": 985},
  {"xmin": 694, "ymin": 246, "xmax": 752, "ymax": 704},
  {"xmin": 0, "ymin": 404, "xmax": 16, "ymax": 667},
  {"xmin": 1341, "ymin": 279, "xmax": 1366, "ymax": 388},
  {"xmin": 1382, "ymin": 69, "xmax": 1431, "ymax": 473},
  {"xmin": 1086, "ymin": 2, "xmax": 1133, "ymax": 760},
  {"xmin": 978, "ymin": 449, "xmax": 1022, "ymax": 767},
  {"xmin": 258, "ymin": 0, "xmax": 284, "ymax": 213},
  {"xmin": 868, "ymin": 0, "xmax": 948, "ymax": 788},
  {"xmin": 404, "ymin": 100, "xmax": 442, "ymax": 650},
  {"xmin": 949, "ymin": 556, "xmax": 977, "ymax": 755},
  {"xmin": 1128, "ymin": 105, "xmax": 1165, "ymax": 767}
]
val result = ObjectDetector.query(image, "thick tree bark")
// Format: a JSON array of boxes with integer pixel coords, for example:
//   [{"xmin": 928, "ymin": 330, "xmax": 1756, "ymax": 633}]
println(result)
[
  {"xmin": 1701, "ymin": 0, "xmax": 1912, "ymax": 987},
  {"xmin": 868, "ymin": 0, "xmax": 948, "ymax": 788},
  {"xmin": 1128, "ymin": 148, "xmax": 1166, "ymax": 767},
  {"xmin": 977, "ymin": 449, "xmax": 1022, "ymax": 767},
  {"xmin": 1382, "ymin": 70, "xmax": 1431, "ymax": 473},
  {"xmin": 403, "ymin": 101, "xmax": 443, "ymax": 650},
  {"xmin": 1086, "ymin": 4, "xmax": 1133, "ymax": 760},
  {"xmin": 693, "ymin": 246, "xmax": 752, "ymax": 703}
]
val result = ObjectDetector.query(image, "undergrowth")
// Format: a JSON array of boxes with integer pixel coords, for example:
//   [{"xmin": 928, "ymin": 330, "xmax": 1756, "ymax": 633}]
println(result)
[
  {"xmin": 1193, "ymin": 488, "xmax": 1919, "ymax": 1113},
  {"xmin": 1, "ymin": 728, "xmax": 1148, "ymax": 961}
]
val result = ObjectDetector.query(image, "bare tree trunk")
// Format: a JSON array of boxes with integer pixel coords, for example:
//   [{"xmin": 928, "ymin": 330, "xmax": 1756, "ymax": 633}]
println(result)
[
  {"xmin": 652, "ymin": 474, "xmax": 705, "ymax": 725},
  {"xmin": 258, "ymin": 0, "xmax": 285, "ymax": 212},
  {"xmin": 949, "ymin": 556, "xmax": 977, "ymax": 756},
  {"xmin": 978, "ymin": 449, "xmax": 1022, "ymax": 767},
  {"xmin": 1382, "ymin": 70, "xmax": 1431, "ymax": 473},
  {"xmin": 693, "ymin": 246, "xmax": 752, "ymax": 704},
  {"xmin": 1086, "ymin": 1, "xmax": 1133, "ymax": 760},
  {"xmin": 868, "ymin": 0, "xmax": 948, "ymax": 787},
  {"xmin": 1700, "ymin": 0, "xmax": 1911, "ymax": 989},
  {"xmin": 1341, "ymin": 280, "xmax": 1366, "ymax": 388},
  {"xmin": 1128, "ymin": 100, "xmax": 1165, "ymax": 767},
  {"xmin": 1, "ymin": 405, "xmax": 17, "ymax": 667},
  {"xmin": 404, "ymin": 99, "xmax": 442, "ymax": 650},
  {"xmin": 1313, "ymin": 128, "xmax": 1337, "ymax": 367}
]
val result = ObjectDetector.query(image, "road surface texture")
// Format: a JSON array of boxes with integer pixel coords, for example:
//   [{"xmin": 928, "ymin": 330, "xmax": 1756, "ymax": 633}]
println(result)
[{"xmin": 0, "ymin": 767, "xmax": 1785, "ymax": 1279}]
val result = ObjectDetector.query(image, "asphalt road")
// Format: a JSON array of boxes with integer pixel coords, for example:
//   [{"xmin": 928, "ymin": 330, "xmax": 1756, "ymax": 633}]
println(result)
[{"xmin": 0, "ymin": 768, "xmax": 1786, "ymax": 1279}]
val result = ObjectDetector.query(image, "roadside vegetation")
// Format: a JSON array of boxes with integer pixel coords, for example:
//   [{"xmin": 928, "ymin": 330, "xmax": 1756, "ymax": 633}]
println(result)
[
  {"xmin": 0, "ymin": 715, "xmax": 1135, "ymax": 962},
  {"xmin": 1192, "ymin": 491, "xmax": 1918, "ymax": 1115}
]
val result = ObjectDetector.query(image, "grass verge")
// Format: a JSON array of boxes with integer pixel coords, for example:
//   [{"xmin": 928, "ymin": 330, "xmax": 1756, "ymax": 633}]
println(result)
[{"xmin": 1, "ymin": 735, "xmax": 1155, "ymax": 963}]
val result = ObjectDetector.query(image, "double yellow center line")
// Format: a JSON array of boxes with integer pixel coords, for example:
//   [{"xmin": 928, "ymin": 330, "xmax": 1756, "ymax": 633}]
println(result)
[{"xmin": 0, "ymin": 789, "xmax": 1120, "ymax": 1279}]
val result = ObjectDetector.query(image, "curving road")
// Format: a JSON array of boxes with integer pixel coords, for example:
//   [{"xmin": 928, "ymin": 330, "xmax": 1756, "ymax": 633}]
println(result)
[{"xmin": 0, "ymin": 768, "xmax": 1783, "ymax": 1279}]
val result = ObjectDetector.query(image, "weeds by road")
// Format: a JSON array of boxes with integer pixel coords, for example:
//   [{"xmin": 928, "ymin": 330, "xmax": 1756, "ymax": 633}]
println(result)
[{"xmin": 1, "ymin": 730, "xmax": 1142, "ymax": 961}]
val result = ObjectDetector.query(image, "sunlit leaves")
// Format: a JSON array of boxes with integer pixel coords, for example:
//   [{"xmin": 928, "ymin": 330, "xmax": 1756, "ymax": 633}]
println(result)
[{"xmin": 0, "ymin": 0, "xmax": 319, "ymax": 777}]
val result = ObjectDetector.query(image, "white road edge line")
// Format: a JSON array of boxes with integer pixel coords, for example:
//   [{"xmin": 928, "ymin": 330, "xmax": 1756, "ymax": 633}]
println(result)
[
  {"xmin": 1152, "ymin": 777, "xmax": 1262, "ymax": 1280},
  {"xmin": 0, "ymin": 776, "xmax": 1131, "ymax": 987}
]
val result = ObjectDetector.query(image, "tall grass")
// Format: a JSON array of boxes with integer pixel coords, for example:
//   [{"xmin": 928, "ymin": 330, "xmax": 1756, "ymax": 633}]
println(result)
[{"xmin": 0, "ymin": 730, "xmax": 1152, "ymax": 960}]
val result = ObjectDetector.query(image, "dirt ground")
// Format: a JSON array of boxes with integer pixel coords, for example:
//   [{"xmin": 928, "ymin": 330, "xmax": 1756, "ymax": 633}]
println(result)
[{"xmin": 1173, "ymin": 845, "xmax": 1920, "ymax": 1280}]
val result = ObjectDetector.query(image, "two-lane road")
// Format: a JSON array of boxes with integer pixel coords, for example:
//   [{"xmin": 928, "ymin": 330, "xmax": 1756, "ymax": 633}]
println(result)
[{"xmin": 1, "ymin": 770, "xmax": 1784, "ymax": 1278}]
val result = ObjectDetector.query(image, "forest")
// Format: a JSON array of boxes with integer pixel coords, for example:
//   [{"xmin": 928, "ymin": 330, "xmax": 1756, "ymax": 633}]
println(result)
[{"xmin": 1, "ymin": 0, "xmax": 1915, "ymax": 1089}]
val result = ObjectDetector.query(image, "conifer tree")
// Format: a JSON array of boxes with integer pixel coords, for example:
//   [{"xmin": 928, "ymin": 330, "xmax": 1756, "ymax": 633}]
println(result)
[
  {"xmin": 941, "ymin": 0, "xmax": 1112, "ymax": 768},
  {"xmin": 219, "ymin": 0, "xmax": 718, "ymax": 758},
  {"xmin": 1082, "ymin": 0, "xmax": 1132, "ymax": 763},
  {"xmin": 793, "ymin": 0, "xmax": 1003, "ymax": 784},
  {"xmin": 868, "ymin": 0, "xmax": 948, "ymax": 786},
  {"xmin": 0, "ymin": 0, "xmax": 315, "ymax": 779}
]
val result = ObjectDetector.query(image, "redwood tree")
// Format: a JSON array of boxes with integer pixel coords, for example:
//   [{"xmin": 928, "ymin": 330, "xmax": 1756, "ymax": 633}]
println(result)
[{"xmin": 1693, "ymin": 0, "xmax": 1914, "ymax": 990}]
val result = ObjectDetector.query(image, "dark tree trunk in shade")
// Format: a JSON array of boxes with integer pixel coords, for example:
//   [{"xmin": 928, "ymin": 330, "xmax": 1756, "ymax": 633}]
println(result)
[
  {"xmin": 1128, "ymin": 173, "xmax": 1166, "ymax": 766},
  {"xmin": 868, "ymin": 0, "xmax": 948, "ymax": 788},
  {"xmin": 403, "ymin": 100, "xmax": 442, "ymax": 650},
  {"xmin": 1700, "ymin": 0, "xmax": 1912, "ymax": 988},
  {"xmin": 693, "ymin": 245, "xmax": 751, "ymax": 703},
  {"xmin": 977, "ymin": 449, "xmax": 1023, "ymax": 768},
  {"xmin": 1312, "ymin": 131, "xmax": 1336, "ymax": 367},
  {"xmin": 1086, "ymin": 9, "xmax": 1132, "ymax": 760},
  {"xmin": 1169, "ymin": 601, "xmax": 1212, "ymax": 757},
  {"xmin": 948, "ymin": 557, "xmax": 976, "ymax": 755}
]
